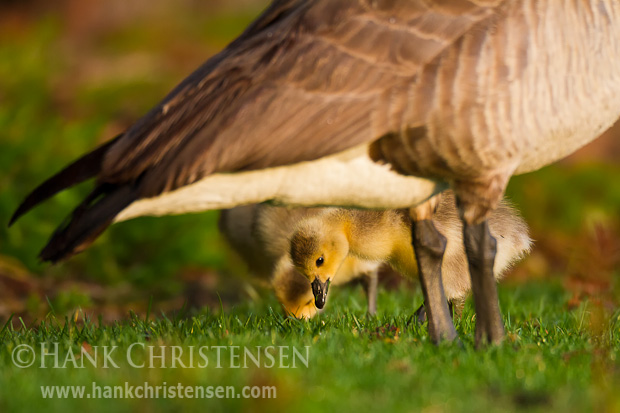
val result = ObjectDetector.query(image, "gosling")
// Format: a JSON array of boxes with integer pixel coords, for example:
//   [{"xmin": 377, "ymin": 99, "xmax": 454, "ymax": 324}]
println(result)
[{"xmin": 289, "ymin": 192, "xmax": 531, "ymax": 317}]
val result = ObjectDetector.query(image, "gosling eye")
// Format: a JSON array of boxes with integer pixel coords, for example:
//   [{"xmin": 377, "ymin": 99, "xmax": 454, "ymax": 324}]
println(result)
[{"xmin": 315, "ymin": 256, "xmax": 324, "ymax": 267}]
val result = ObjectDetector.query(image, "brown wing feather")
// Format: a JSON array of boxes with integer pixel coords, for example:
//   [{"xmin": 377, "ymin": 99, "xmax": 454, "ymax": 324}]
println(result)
[
  {"xmin": 12, "ymin": 0, "xmax": 508, "ymax": 262},
  {"xmin": 100, "ymin": 0, "xmax": 506, "ymax": 197}
]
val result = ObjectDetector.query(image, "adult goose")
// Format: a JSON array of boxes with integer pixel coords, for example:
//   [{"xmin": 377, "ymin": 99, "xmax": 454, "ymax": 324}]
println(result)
[{"xmin": 10, "ymin": 0, "xmax": 620, "ymax": 346}]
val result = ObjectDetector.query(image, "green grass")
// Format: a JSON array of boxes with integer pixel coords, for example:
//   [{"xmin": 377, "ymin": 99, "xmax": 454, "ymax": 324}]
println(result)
[
  {"xmin": 0, "ymin": 282, "xmax": 618, "ymax": 412},
  {"xmin": 1, "ymin": 4, "xmax": 619, "ymax": 412}
]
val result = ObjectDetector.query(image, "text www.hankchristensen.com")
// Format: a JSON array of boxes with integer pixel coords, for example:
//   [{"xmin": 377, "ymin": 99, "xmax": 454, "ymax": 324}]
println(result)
[{"xmin": 41, "ymin": 382, "xmax": 276, "ymax": 399}]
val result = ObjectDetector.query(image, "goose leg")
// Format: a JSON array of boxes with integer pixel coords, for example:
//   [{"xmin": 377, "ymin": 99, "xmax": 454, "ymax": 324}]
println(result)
[
  {"xmin": 411, "ymin": 219, "xmax": 458, "ymax": 343},
  {"xmin": 361, "ymin": 269, "xmax": 379, "ymax": 316},
  {"xmin": 463, "ymin": 220, "xmax": 504, "ymax": 346},
  {"xmin": 414, "ymin": 300, "xmax": 455, "ymax": 325}
]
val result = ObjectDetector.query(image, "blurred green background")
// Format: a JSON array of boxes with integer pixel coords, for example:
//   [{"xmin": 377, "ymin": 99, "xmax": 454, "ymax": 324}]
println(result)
[{"xmin": 0, "ymin": 0, "xmax": 619, "ymax": 323}]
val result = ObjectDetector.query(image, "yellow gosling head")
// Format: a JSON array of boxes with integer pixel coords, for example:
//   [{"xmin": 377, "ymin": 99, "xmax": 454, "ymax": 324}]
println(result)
[
  {"xmin": 271, "ymin": 258, "xmax": 318, "ymax": 319},
  {"xmin": 289, "ymin": 216, "xmax": 349, "ymax": 309}
]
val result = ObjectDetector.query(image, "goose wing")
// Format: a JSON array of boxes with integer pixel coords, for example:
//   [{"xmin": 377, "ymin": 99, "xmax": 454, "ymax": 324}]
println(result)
[
  {"xmin": 12, "ymin": 0, "xmax": 507, "ymax": 261},
  {"xmin": 102, "ymin": 0, "xmax": 506, "ymax": 196}
]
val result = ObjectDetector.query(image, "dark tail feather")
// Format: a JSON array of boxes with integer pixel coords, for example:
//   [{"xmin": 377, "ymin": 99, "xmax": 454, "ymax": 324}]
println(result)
[
  {"xmin": 9, "ymin": 135, "xmax": 122, "ymax": 227},
  {"xmin": 39, "ymin": 183, "xmax": 137, "ymax": 263}
]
